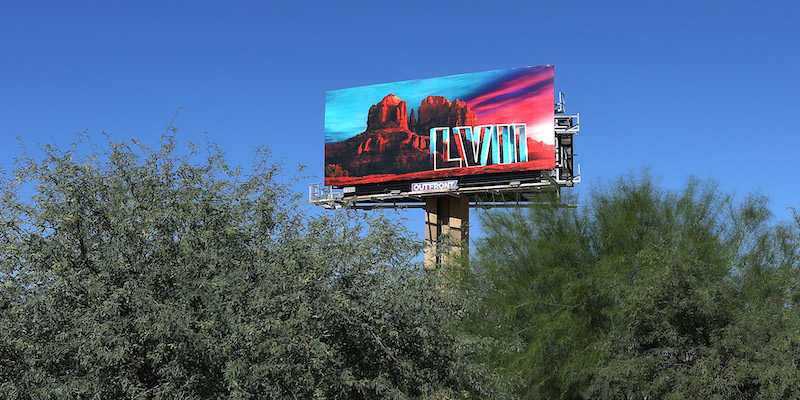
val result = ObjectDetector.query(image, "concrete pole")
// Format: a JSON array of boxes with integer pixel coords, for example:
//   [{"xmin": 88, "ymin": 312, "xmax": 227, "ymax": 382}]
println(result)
[{"xmin": 424, "ymin": 195, "xmax": 469, "ymax": 269}]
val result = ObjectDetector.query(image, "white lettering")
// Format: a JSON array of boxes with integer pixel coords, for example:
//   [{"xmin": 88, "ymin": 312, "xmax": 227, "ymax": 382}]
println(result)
[
  {"xmin": 430, "ymin": 123, "xmax": 528, "ymax": 170},
  {"xmin": 410, "ymin": 180, "xmax": 458, "ymax": 192}
]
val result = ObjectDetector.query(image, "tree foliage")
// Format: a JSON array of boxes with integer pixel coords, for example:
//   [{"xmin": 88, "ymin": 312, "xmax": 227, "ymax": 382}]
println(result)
[
  {"xmin": 0, "ymin": 135, "xmax": 489, "ymax": 399},
  {"xmin": 466, "ymin": 173, "xmax": 800, "ymax": 399}
]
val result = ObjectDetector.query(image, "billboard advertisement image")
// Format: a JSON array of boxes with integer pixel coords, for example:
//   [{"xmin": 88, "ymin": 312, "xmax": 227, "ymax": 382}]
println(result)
[{"xmin": 324, "ymin": 65, "xmax": 554, "ymax": 187}]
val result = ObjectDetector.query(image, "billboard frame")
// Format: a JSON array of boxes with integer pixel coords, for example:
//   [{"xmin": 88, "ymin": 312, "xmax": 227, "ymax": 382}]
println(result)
[
  {"xmin": 316, "ymin": 85, "xmax": 581, "ymax": 269},
  {"xmin": 323, "ymin": 66, "xmax": 558, "ymax": 192}
]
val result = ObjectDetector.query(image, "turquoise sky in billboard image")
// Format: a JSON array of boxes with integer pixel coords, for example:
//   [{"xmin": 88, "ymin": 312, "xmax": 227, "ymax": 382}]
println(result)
[
  {"xmin": 325, "ymin": 66, "xmax": 552, "ymax": 144},
  {"xmin": 1, "ymin": 1, "xmax": 799, "ymax": 241},
  {"xmin": 324, "ymin": 72, "xmax": 486, "ymax": 143}
]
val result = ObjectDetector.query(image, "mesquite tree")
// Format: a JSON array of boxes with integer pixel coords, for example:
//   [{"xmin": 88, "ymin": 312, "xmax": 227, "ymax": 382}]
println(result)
[{"xmin": 0, "ymin": 135, "xmax": 493, "ymax": 399}]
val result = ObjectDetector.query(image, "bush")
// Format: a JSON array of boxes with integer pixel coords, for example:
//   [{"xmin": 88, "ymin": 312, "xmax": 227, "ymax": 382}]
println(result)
[
  {"xmin": 466, "ymin": 173, "xmax": 800, "ymax": 399},
  {"xmin": 0, "ymin": 135, "xmax": 492, "ymax": 399}
]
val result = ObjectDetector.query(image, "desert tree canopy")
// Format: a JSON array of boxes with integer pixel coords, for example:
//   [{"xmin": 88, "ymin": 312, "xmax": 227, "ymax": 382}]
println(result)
[
  {"xmin": 465, "ymin": 173, "xmax": 800, "ymax": 399},
  {"xmin": 0, "ymin": 134, "xmax": 495, "ymax": 399}
]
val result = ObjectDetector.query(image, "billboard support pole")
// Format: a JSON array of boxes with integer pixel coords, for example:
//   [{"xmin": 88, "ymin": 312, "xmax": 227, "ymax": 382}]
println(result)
[{"xmin": 424, "ymin": 195, "xmax": 469, "ymax": 269}]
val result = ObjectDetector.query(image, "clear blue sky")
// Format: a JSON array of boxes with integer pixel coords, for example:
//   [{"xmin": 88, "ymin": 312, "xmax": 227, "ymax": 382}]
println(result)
[{"xmin": 2, "ymin": 1, "xmax": 799, "ymax": 241}]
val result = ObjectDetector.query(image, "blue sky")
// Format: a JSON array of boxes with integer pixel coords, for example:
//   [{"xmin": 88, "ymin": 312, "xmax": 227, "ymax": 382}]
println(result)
[{"xmin": 2, "ymin": 1, "xmax": 799, "ymax": 242}]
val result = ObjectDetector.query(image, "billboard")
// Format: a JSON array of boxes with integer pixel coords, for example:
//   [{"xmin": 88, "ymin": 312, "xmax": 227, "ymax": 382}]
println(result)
[{"xmin": 324, "ymin": 65, "xmax": 554, "ymax": 188}]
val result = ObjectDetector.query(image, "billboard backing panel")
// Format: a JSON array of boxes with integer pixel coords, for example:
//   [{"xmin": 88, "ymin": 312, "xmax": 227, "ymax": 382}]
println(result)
[{"xmin": 324, "ymin": 65, "xmax": 554, "ymax": 187}]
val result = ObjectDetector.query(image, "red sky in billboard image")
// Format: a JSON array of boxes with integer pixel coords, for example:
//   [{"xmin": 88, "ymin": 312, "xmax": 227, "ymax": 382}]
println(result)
[{"xmin": 324, "ymin": 66, "xmax": 554, "ymax": 187}]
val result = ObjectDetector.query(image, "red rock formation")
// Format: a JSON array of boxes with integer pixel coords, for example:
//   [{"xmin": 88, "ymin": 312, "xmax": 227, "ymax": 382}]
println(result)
[
  {"xmin": 325, "ymin": 94, "xmax": 484, "ymax": 179},
  {"xmin": 366, "ymin": 94, "xmax": 408, "ymax": 131},
  {"xmin": 416, "ymin": 96, "xmax": 451, "ymax": 128},
  {"xmin": 326, "ymin": 129, "xmax": 430, "ymax": 176},
  {"xmin": 527, "ymin": 138, "xmax": 556, "ymax": 161},
  {"xmin": 450, "ymin": 99, "xmax": 478, "ymax": 127},
  {"xmin": 415, "ymin": 95, "xmax": 478, "ymax": 136},
  {"xmin": 326, "ymin": 94, "xmax": 431, "ymax": 177}
]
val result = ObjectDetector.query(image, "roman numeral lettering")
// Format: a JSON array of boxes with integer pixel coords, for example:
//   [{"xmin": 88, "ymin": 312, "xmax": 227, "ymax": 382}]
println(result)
[{"xmin": 430, "ymin": 124, "xmax": 527, "ymax": 171}]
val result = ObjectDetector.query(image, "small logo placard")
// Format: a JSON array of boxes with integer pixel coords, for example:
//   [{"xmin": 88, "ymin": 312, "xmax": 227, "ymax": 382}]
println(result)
[{"xmin": 411, "ymin": 180, "xmax": 458, "ymax": 192}]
